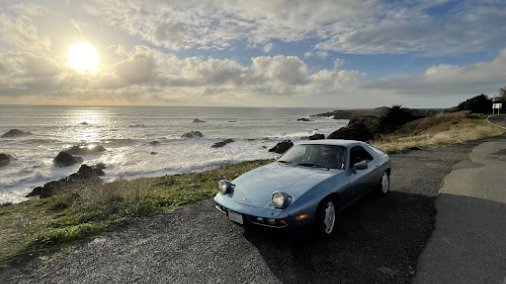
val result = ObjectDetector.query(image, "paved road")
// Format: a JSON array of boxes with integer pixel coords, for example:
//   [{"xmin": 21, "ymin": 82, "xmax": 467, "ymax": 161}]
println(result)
[
  {"xmin": 0, "ymin": 141, "xmax": 489, "ymax": 283},
  {"xmin": 489, "ymin": 114, "xmax": 506, "ymax": 128},
  {"xmin": 414, "ymin": 139, "xmax": 506, "ymax": 284}
]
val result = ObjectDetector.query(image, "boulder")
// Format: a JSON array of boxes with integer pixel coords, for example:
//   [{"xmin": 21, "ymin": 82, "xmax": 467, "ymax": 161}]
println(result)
[
  {"xmin": 192, "ymin": 118, "xmax": 205, "ymax": 123},
  {"xmin": 95, "ymin": 162, "xmax": 106, "ymax": 170},
  {"xmin": 54, "ymin": 152, "xmax": 83, "ymax": 167},
  {"xmin": 80, "ymin": 121, "xmax": 89, "ymax": 126},
  {"xmin": 327, "ymin": 122, "xmax": 374, "ymax": 142},
  {"xmin": 149, "ymin": 140, "xmax": 160, "ymax": 146},
  {"xmin": 181, "ymin": 131, "xmax": 203, "ymax": 138},
  {"xmin": 268, "ymin": 140, "xmax": 294, "ymax": 154},
  {"xmin": 297, "ymin": 118, "xmax": 311, "ymax": 121},
  {"xmin": 327, "ymin": 115, "xmax": 381, "ymax": 142},
  {"xmin": 65, "ymin": 144, "xmax": 106, "ymax": 155},
  {"xmin": 28, "ymin": 181, "xmax": 60, "ymax": 198},
  {"xmin": 27, "ymin": 164, "xmax": 104, "ymax": 198},
  {"xmin": 309, "ymin": 133, "xmax": 325, "ymax": 140},
  {"xmin": 1, "ymin": 129, "xmax": 32, "ymax": 138},
  {"xmin": 0, "ymin": 153, "xmax": 11, "ymax": 167},
  {"xmin": 211, "ymin": 139, "xmax": 234, "ymax": 148},
  {"xmin": 69, "ymin": 164, "xmax": 105, "ymax": 180},
  {"xmin": 150, "ymin": 152, "xmax": 158, "ymax": 155}
]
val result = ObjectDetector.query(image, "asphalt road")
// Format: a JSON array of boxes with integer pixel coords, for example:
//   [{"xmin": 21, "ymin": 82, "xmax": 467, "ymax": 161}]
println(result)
[
  {"xmin": 489, "ymin": 114, "xmax": 506, "ymax": 128},
  {"xmin": 414, "ymin": 139, "xmax": 506, "ymax": 284},
  {"xmin": 0, "ymin": 140, "xmax": 488, "ymax": 283}
]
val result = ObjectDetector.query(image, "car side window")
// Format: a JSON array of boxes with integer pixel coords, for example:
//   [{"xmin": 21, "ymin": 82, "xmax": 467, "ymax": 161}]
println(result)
[{"xmin": 349, "ymin": 146, "xmax": 374, "ymax": 166}]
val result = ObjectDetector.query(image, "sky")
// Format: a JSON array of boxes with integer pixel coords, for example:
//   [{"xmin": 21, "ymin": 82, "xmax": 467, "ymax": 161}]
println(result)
[{"xmin": 0, "ymin": 0, "xmax": 505, "ymax": 108}]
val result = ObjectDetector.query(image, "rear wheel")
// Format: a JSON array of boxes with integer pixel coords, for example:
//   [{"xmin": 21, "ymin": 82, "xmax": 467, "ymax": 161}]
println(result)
[
  {"xmin": 316, "ymin": 197, "xmax": 337, "ymax": 235},
  {"xmin": 377, "ymin": 171, "xmax": 390, "ymax": 195}
]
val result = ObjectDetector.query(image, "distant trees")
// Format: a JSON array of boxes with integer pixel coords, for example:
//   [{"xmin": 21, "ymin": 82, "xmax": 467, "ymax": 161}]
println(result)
[
  {"xmin": 455, "ymin": 94, "xmax": 492, "ymax": 114},
  {"xmin": 495, "ymin": 87, "xmax": 506, "ymax": 104}
]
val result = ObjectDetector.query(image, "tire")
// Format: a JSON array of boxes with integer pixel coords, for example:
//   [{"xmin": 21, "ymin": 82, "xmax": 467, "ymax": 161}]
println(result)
[
  {"xmin": 377, "ymin": 171, "xmax": 390, "ymax": 195},
  {"xmin": 315, "ymin": 197, "xmax": 337, "ymax": 236}
]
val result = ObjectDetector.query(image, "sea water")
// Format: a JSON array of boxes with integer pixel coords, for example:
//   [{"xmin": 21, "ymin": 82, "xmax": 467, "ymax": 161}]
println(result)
[{"xmin": 0, "ymin": 105, "xmax": 347, "ymax": 204}]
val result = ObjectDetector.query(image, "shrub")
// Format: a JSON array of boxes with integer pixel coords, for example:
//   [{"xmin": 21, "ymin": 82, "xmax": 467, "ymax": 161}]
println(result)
[
  {"xmin": 455, "ymin": 94, "xmax": 492, "ymax": 114},
  {"xmin": 379, "ymin": 105, "xmax": 418, "ymax": 133}
]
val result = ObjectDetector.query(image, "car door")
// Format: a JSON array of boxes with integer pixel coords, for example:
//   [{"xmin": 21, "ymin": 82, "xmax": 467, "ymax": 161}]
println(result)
[{"xmin": 347, "ymin": 145, "xmax": 375, "ymax": 200}]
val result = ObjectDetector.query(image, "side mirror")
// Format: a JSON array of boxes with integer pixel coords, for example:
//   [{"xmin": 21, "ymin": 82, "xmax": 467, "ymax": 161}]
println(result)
[{"xmin": 352, "ymin": 162, "xmax": 368, "ymax": 173}]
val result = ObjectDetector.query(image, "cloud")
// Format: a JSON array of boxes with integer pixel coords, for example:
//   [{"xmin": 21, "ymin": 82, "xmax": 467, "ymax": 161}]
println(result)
[
  {"xmin": 0, "ymin": 4, "xmax": 50, "ymax": 52},
  {"xmin": 262, "ymin": 42, "xmax": 273, "ymax": 53},
  {"xmin": 333, "ymin": 58, "xmax": 345, "ymax": 69},
  {"xmin": 0, "ymin": 42, "xmax": 362, "ymax": 104},
  {"xmin": 114, "ymin": 47, "xmax": 157, "ymax": 85},
  {"xmin": 365, "ymin": 49, "xmax": 506, "ymax": 96},
  {"xmin": 82, "ymin": 0, "xmax": 506, "ymax": 55},
  {"xmin": 1, "ymin": 43, "xmax": 505, "ymax": 107}
]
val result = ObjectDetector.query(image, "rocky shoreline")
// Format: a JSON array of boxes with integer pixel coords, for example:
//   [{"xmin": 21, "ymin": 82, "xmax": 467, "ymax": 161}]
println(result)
[{"xmin": 26, "ymin": 164, "xmax": 106, "ymax": 198}]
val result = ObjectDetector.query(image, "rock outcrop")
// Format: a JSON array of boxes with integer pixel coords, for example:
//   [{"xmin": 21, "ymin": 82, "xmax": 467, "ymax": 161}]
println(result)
[
  {"xmin": 308, "ymin": 133, "xmax": 325, "ymax": 140},
  {"xmin": 192, "ymin": 118, "xmax": 206, "ymax": 123},
  {"xmin": 54, "ymin": 152, "xmax": 83, "ymax": 167},
  {"xmin": 181, "ymin": 131, "xmax": 203, "ymax": 138},
  {"xmin": 211, "ymin": 139, "xmax": 234, "ymax": 148},
  {"xmin": 327, "ymin": 115, "xmax": 381, "ymax": 142},
  {"xmin": 297, "ymin": 118, "xmax": 311, "ymax": 121},
  {"xmin": 268, "ymin": 140, "xmax": 294, "ymax": 154},
  {"xmin": 0, "ymin": 153, "xmax": 11, "ymax": 167},
  {"xmin": 27, "ymin": 164, "xmax": 105, "ymax": 198},
  {"xmin": 1, "ymin": 129, "xmax": 32, "ymax": 138}
]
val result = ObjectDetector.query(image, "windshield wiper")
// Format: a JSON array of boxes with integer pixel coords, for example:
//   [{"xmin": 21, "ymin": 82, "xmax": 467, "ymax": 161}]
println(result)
[{"xmin": 296, "ymin": 163, "xmax": 329, "ymax": 170}]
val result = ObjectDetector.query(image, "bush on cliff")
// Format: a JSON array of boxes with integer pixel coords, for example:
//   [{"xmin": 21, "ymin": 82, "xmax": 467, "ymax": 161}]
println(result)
[
  {"xmin": 455, "ymin": 94, "xmax": 492, "ymax": 114},
  {"xmin": 378, "ymin": 105, "xmax": 417, "ymax": 133},
  {"xmin": 327, "ymin": 106, "xmax": 417, "ymax": 142}
]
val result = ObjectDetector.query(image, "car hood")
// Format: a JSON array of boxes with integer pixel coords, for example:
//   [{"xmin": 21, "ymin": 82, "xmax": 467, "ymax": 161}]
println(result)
[{"xmin": 229, "ymin": 163, "xmax": 339, "ymax": 208}]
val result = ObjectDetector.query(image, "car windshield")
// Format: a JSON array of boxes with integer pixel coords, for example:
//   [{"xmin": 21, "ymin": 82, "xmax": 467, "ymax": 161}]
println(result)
[{"xmin": 278, "ymin": 144, "xmax": 346, "ymax": 170}]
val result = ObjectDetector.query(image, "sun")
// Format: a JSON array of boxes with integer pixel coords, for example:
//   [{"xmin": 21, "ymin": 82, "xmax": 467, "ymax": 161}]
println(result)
[{"xmin": 67, "ymin": 42, "xmax": 99, "ymax": 73}]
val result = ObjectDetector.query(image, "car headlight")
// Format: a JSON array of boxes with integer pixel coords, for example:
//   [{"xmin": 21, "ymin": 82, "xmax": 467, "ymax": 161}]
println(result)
[
  {"xmin": 218, "ymin": 180, "xmax": 234, "ymax": 194},
  {"xmin": 272, "ymin": 191, "xmax": 291, "ymax": 209}
]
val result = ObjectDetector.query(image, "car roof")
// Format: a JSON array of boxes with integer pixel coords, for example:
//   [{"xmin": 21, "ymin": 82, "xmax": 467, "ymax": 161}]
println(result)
[{"xmin": 296, "ymin": 139, "xmax": 366, "ymax": 147}]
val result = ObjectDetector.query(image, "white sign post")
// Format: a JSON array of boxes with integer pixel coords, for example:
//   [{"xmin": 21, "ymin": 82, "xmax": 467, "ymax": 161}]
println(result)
[{"xmin": 492, "ymin": 103, "xmax": 502, "ymax": 114}]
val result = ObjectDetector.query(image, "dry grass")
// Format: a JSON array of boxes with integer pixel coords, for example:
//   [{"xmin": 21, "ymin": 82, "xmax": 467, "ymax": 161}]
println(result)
[
  {"xmin": 400, "ymin": 111, "xmax": 469, "ymax": 133},
  {"xmin": 373, "ymin": 117, "xmax": 504, "ymax": 153}
]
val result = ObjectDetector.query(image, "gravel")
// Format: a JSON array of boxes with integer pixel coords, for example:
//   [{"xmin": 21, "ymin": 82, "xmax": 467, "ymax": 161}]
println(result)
[{"xmin": 0, "ymin": 142, "xmax": 478, "ymax": 284}]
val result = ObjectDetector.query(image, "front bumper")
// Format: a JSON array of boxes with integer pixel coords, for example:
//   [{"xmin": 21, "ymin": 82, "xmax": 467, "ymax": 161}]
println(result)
[
  {"xmin": 215, "ymin": 202, "xmax": 288, "ymax": 228},
  {"xmin": 214, "ymin": 194, "xmax": 312, "ymax": 229}
]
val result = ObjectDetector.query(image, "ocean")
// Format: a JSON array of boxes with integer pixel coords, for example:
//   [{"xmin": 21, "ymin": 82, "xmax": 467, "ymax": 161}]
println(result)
[{"xmin": 0, "ymin": 105, "xmax": 347, "ymax": 204}]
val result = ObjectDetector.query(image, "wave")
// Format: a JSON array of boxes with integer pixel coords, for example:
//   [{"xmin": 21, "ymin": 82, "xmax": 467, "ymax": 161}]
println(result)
[
  {"xmin": 22, "ymin": 138, "xmax": 63, "ymax": 145},
  {"xmin": 100, "ymin": 138, "xmax": 139, "ymax": 146},
  {"xmin": 263, "ymin": 131, "xmax": 317, "ymax": 140},
  {"xmin": 128, "ymin": 123, "xmax": 147, "ymax": 128}
]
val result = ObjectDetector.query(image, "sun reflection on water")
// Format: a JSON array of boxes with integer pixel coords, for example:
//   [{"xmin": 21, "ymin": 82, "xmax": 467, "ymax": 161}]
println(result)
[{"xmin": 68, "ymin": 109, "xmax": 107, "ymax": 143}]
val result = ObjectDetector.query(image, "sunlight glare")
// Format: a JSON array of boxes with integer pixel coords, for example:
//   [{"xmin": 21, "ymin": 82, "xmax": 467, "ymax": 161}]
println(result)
[{"xmin": 67, "ymin": 42, "xmax": 99, "ymax": 73}]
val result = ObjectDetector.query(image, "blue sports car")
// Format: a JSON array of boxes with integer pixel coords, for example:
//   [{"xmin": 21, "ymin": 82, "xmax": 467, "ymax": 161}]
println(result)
[{"xmin": 214, "ymin": 139, "xmax": 391, "ymax": 235}]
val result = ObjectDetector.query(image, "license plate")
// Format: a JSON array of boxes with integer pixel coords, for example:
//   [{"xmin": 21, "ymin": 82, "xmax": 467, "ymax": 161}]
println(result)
[{"xmin": 228, "ymin": 210, "xmax": 243, "ymax": 224}]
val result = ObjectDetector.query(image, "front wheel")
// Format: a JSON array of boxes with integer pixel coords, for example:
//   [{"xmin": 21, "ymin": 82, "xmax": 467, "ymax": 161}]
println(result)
[
  {"xmin": 316, "ymin": 197, "xmax": 337, "ymax": 235},
  {"xmin": 377, "ymin": 171, "xmax": 390, "ymax": 195}
]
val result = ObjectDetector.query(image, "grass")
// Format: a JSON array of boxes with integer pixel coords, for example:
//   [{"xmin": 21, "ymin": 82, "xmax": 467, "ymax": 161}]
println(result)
[
  {"xmin": 373, "ymin": 115, "xmax": 505, "ymax": 153},
  {"xmin": 0, "ymin": 159, "xmax": 271, "ymax": 265},
  {"xmin": 0, "ymin": 115, "xmax": 504, "ymax": 265}
]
